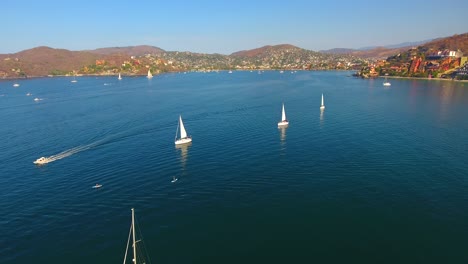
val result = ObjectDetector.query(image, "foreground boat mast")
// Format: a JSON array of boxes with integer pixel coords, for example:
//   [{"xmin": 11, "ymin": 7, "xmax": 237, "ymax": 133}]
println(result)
[{"xmin": 132, "ymin": 208, "xmax": 137, "ymax": 264}]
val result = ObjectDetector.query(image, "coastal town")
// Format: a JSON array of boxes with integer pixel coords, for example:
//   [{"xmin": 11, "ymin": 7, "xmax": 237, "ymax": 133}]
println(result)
[
  {"xmin": 354, "ymin": 33, "xmax": 468, "ymax": 80},
  {"xmin": 1, "ymin": 33, "xmax": 467, "ymax": 80},
  {"xmin": 355, "ymin": 48, "xmax": 467, "ymax": 80},
  {"xmin": 0, "ymin": 45, "xmax": 368, "ymax": 79}
]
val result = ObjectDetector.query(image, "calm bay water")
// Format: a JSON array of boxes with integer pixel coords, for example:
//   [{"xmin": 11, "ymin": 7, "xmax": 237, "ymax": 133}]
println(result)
[{"xmin": 0, "ymin": 71, "xmax": 467, "ymax": 263}]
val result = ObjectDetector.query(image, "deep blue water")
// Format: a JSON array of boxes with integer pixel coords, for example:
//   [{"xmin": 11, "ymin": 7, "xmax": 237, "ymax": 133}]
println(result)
[{"xmin": 1, "ymin": 71, "xmax": 467, "ymax": 263}]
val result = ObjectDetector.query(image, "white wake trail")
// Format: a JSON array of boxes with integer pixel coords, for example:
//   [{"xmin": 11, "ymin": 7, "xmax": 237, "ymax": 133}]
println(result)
[{"xmin": 39, "ymin": 141, "xmax": 102, "ymax": 164}]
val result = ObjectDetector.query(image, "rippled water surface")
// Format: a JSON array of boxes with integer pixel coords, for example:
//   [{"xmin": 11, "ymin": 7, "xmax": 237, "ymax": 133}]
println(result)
[{"xmin": 1, "ymin": 71, "xmax": 467, "ymax": 263}]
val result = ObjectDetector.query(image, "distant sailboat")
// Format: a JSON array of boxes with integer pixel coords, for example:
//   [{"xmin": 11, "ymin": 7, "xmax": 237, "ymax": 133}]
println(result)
[
  {"xmin": 383, "ymin": 77, "xmax": 391, "ymax": 86},
  {"xmin": 277, "ymin": 103, "xmax": 289, "ymax": 127},
  {"xmin": 122, "ymin": 208, "xmax": 150, "ymax": 264},
  {"xmin": 118, "ymin": 73, "xmax": 122, "ymax": 80},
  {"xmin": 71, "ymin": 74, "xmax": 77, "ymax": 83},
  {"xmin": 320, "ymin": 93, "xmax": 325, "ymax": 110},
  {"xmin": 175, "ymin": 115, "xmax": 192, "ymax": 145},
  {"xmin": 13, "ymin": 83, "xmax": 20, "ymax": 87},
  {"xmin": 147, "ymin": 69, "xmax": 153, "ymax": 79}
]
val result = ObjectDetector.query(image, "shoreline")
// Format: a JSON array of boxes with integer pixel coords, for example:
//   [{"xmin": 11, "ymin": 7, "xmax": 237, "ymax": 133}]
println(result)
[{"xmin": 379, "ymin": 75, "xmax": 468, "ymax": 83}]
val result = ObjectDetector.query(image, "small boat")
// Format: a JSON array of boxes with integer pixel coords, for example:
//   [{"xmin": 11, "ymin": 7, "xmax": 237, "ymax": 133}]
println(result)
[
  {"xmin": 33, "ymin": 156, "xmax": 49, "ymax": 165},
  {"xmin": 320, "ymin": 93, "xmax": 325, "ymax": 110},
  {"xmin": 13, "ymin": 83, "xmax": 20, "ymax": 87},
  {"xmin": 92, "ymin": 184, "xmax": 102, "ymax": 188},
  {"xmin": 147, "ymin": 69, "xmax": 153, "ymax": 79},
  {"xmin": 228, "ymin": 70, "xmax": 233, "ymax": 74},
  {"xmin": 71, "ymin": 75, "xmax": 77, "ymax": 83},
  {"xmin": 26, "ymin": 93, "xmax": 32, "ymax": 96},
  {"xmin": 118, "ymin": 73, "xmax": 122, "ymax": 80},
  {"xmin": 175, "ymin": 115, "xmax": 192, "ymax": 145},
  {"xmin": 123, "ymin": 208, "xmax": 150, "ymax": 264},
  {"xmin": 383, "ymin": 77, "xmax": 391, "ymax": 86},
  {"xmin": 171, "ymin": 176, "xmax": 178, "ymax": 183},
  {"xmin": 34, "ymin": 98, "xmax": 41, "ymax": 102},
  {"xmin": 277, "ymin": 103, "xmax": 289, "ymax": 127}
]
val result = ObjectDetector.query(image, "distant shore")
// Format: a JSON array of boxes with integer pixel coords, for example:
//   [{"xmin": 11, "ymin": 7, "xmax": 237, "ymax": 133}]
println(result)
[{"xmin": 380, "ymin": 75, "xmax": 468, "ymax": 83}]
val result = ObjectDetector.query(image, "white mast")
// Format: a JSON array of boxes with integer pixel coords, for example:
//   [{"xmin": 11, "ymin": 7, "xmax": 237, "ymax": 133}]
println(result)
[
  {"xmin": 131, "ymin": 208, "xmax": 136, "ymax": 264},
  {"xmin": 179, "ymin": 115, "xmax": 187, "ymax": 139},
  {"xmin": 281, "ymin": 103, "xmax": 286, "ymax": 121}
]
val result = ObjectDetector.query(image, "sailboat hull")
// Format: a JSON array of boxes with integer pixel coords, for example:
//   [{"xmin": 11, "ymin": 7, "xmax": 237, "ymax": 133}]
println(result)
[
  {"xmin": 320, "ymin": 106, "xmax": 325, "ymax": 110},
  {"xmin": 278, "ymin": 121, "xmax": 289, "ymax": 127},
  {"xmin": 175, "ymin": 137, "xmax": 192, "ymax": 145}
]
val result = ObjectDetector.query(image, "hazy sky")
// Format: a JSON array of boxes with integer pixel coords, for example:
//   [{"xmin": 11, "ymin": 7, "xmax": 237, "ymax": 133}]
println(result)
[{"xmin": 3, "ymin": 0, "xmax": 467, "ymax": 54}]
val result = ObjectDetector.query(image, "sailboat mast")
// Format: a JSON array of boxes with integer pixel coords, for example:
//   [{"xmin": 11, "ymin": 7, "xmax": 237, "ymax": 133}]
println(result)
[{"xmin": 131, "ymin": 208, "xmax": 137, "ymax": 264}]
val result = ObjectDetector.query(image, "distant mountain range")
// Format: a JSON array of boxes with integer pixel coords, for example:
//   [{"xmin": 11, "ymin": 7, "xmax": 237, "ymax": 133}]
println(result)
[
  {"xmin": 0, "ymin": 44, "xmax": 364, "ymax": 78},
  {"xmin": 358, "ymin": 39, "xmax": 434, "ymax": 50},
  {"xmin": 230, "ymin": 44, "xmax": 300, "ymax": 57},
  {"xmin": 320, "ymin": 39, "xmax": 435, "ymax": 58},
  {"xmin": 87, "ymin": 45, "xmax": 165, "ymax": 56},
  {"xmin": 0, "ymin": 33, "xmax": 466, "ymax": 79}
]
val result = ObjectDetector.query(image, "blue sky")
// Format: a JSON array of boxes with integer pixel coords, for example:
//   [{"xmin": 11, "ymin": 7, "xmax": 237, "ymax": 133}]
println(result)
[{"xmin": 2, "ymin": 0, "xmax": 467, "ymax": 54}]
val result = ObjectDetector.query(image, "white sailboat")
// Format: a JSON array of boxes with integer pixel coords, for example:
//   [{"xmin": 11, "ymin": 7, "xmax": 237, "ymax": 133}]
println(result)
[
  {"xmin": 383, "ymin": 77, "xmax": 391, "ymax": 86},
  {"xmin": 175, "ymin": 115, "xmax": 192, "ymax": 145},
  {"xmin": 118, "ymin": 73, "xmax": 122, "ymax": 80},
  {"xmin": 123, "ymin": 208, "xmax": 150, "ymax": 264},
  {"xmin": 320, "ymin": 93, "xmax": 325, "ymax": 110},
  {"xmin": 147, "ymin": 69, "xmax": 153, "ymax": 79},
  {"xmin": 277, "ymin": 103, "xmax": 289, "ymax": 127}
]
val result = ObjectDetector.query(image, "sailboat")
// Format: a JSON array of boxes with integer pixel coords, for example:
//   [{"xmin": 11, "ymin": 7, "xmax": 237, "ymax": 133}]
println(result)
[
  {"xmin": 123, "ymin": 208, "xmax": 150, "ymax": 264},
  {"xmin": 175, "ymin": 115, "xmax": 192, "ymax": 145},
  {"xmin": 320, "ymin": 93, "xmax": 325, "ymax": 110},
  {"xmin": 383, "ymin": 77, "xmax": 391, "ymax": 86},
  {"xmin": 118, "ymin": 73, "xmax": 122, "ymax": 80},
  {"xmin": 277, "ymin": 103, "xmax": 289, "ymax": 127},
  {"xmin": 147, "ymin": 69, "xmax": 153, "ymax": 79}
]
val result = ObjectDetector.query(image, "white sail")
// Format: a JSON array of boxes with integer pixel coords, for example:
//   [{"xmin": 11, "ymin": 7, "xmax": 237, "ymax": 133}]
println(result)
[
  {"xmin": 281, "ymin": 103, "xmax": 286, "ymax": 121},
  {"xmin": 179, "ymin": 116, "xmax": 187, "ymax": 139},
  {"xmin": 278, "ymin": 103, "xmax": 289, "ymax": 127},
  {"xmin": 320, "ymin": 93, "xmax": 325, "ymax": 110},
  {"xmin": 118, "ymin": 73, "xmax": 122, "ymax": 80},
  {"xmin": 175, "ymin": 115, "xmax": 192, "ymax": 145},
  {"xmin": 147, "ymin": 69, "xmax": 153, "ymax": 78}
]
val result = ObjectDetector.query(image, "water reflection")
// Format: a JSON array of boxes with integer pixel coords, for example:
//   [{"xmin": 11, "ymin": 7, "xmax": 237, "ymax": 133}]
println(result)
[
  {"xmin": 438, "ymin": 83, "xmax": 455, "ymax": 121},
  {"xmin": 174, "ymin": 142, "xmax": 191, "ymax": 181},
  {"xmin": 279, "ymin": 126, "xmax": 287, "ymax": 144},
  {"xmin": 320, "ymin": 108, "xmax": 324, "ymax": 126}
]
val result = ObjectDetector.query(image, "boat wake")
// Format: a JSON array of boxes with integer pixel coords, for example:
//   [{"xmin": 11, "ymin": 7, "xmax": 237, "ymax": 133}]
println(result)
[
  {"xmin": 34, "ymin": 141, "xmax": 101, "ymax": 165},
  {"xmin": 34, "ymin": 118, "xmax": 169, "ymax": 165}
]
